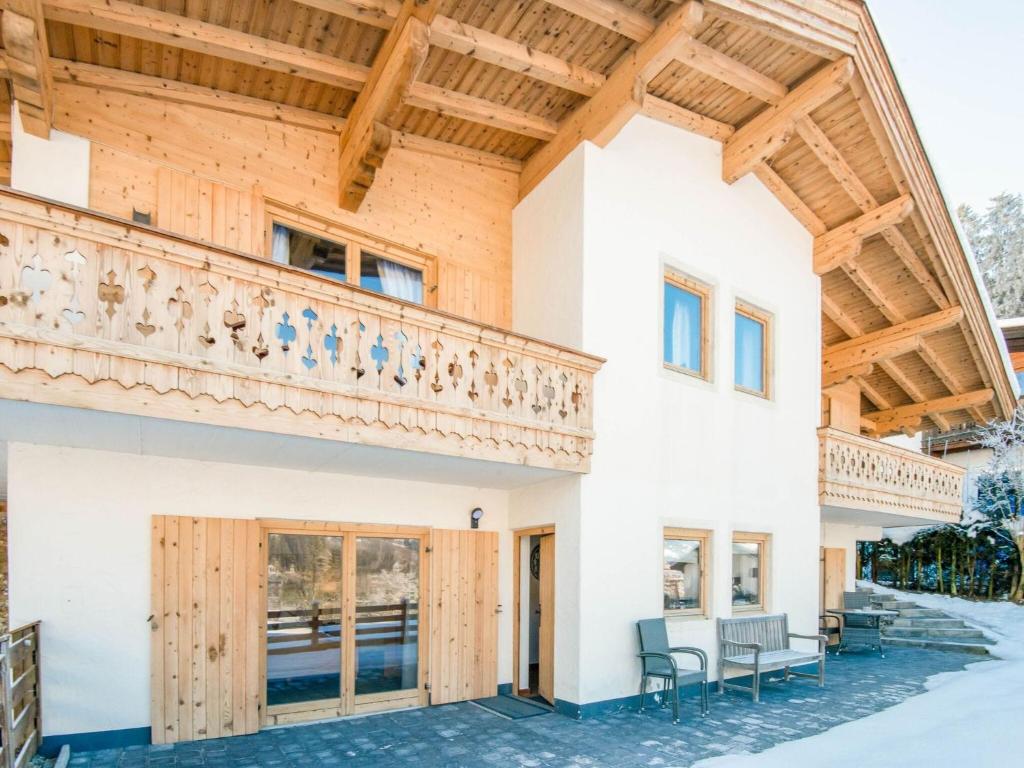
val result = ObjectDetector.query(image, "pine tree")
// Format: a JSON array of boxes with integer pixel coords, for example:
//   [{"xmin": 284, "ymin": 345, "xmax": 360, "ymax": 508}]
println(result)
[{"xmin": 958, "ymin": 193, "xmax": 1024, "ymax": 319}]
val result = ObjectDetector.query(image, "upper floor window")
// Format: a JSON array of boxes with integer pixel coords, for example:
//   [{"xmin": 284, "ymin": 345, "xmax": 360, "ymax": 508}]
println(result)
[
  {"xmin": 734, "ymin": 301, "xmax": 771, "ymax": 397},
  {"xmin": 270, "ymin": 217, "xmax": 429, "ymax": 305},
  {"xmin": 663, "ymin": 271, "xmax": 710, "ymax": 379}
]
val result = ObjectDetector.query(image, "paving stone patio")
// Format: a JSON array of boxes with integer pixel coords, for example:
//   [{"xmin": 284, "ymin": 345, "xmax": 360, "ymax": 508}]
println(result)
[{"xmin": 67, "ymin": 648, "xmax": 981, "ymax": 768}]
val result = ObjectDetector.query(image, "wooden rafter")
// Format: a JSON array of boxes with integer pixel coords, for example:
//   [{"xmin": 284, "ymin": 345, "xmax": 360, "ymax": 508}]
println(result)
[
  {"xmin": 640, "ymin": 94, "xmax": 734, "ymax": 143},
  {"xmin": 428, "ymin": 15, "xmax": 606, "ymax": 97},
  {"xmin": 520, "ymin": 0, "xmax": 706, "ymax": 199},
  {"xmin": 676, "ymin": 38, "xmax": 787, "ymax": 104},
  {"xmin": 753, "ymin": 163, "xmax": 826, "ymax": 236},
  {"xmin": 721, "ymin": 57, "xmax": 854, "ymax": 183},
  {"xmin": 406, "ymin": 82, "xmax": 558, "ymax": 140},
  {"xmin": 813, "ymin": 194, "xmax": 914, "ymax": 275},
  {"xmin": 51, "ymin": 60, "xmax": 522, "ymax": 172},
  {"xmin": 337, "ymin": 0, "xmax": 437, "ymax": 211},
  {"xmin": 543, "ymin": 0, "xmax": 655, "ymax": 43},
  {"xmin": 864, "ymin": 389, "xmax": 995, "ymax": 434},
  {"xmin": 296, "ymin": 0, "xmax": 400, "ymax": 30},
  {"xmin": 2, "ymin": 0, "xmax": 53, "ymax": 138},
  {"xmin": 822, "ymin": 306, "xmax": 963, "ymax": 374},
  {"xmin": 795, "ymin": 115, "xmax": 948, "ymax": 308}
]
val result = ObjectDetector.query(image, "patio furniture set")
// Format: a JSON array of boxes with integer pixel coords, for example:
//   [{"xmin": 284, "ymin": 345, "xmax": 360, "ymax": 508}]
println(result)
[{"xmin": 636, "ymin": 592, "xmax": 890, "ymax": 723}]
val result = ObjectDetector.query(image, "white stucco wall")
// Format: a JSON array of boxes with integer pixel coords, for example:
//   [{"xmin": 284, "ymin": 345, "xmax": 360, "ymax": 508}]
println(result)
[
  {"xmin": 6, "ymin": 442, "xmax": 512, "ymax": 737},
  {"xmin": 10, "ymin": 103, "xmax": 90, "ymax": 207},
  {"xmin": 513, "ymin": 115, "xmax": 822, "ymax": 707}
]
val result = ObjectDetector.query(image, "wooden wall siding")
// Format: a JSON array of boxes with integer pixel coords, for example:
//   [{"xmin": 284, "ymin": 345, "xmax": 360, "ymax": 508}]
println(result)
[
  {"xmin": 818, "ymin": 427, "xmax": 964, "ymax": 524},
  {"xmin": 156, "ymin": 168, "xmax": 265, "ymax": 258},
  {"xmin": 0, "ymin": 190, "xmax": 601, "ymax": 471},
  {"xmin": 151, "ymin": 516, "xmax": 263, "ymax": 745},
  {"xmin": 428, "ymin": 529, "xmax": 499, "ymax": 705},
  {"xmin": 56, "ymin": 82, "xmax": 514, "ymax": 329}
]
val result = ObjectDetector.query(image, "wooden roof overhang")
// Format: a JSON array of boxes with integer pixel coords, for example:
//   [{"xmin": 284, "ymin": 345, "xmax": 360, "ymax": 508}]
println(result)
[{"xmin": 0, "ymin": 0, "xmax": 1015, "ymax": 436}]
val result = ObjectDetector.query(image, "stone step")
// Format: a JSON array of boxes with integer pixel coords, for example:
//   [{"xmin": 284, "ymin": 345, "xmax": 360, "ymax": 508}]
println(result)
[
  {"xmin": 871, "ymin": 599, "xmax": 918, "ymax": 610},
  {"xmin": 900, "ymin": 611, "xmax": 949, "ymax": 620},
  {"xmin": 882, "ymin": 637, "xmax": 992, "ymax": 655},
  {"xmin": 883, "ymin": 626, "xmax": 993, "ymax": 642},
  {"xmin": 891, "ymin": 617, "xmax": 966, "ymax": 629}
]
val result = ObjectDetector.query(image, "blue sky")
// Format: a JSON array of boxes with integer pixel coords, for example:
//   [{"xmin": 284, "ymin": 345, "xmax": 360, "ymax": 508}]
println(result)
[{"xmin": 868, "ymin": 0, "xmax": 1024, "ymax": 212}]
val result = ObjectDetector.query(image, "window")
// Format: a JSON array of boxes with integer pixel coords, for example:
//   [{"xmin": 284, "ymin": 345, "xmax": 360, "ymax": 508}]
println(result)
[
  {"xmin": 272, "ymin": 223, "xmax": 347, "ymax": 282},
  {"xmin": 663, "ymin": 271, "xmax": 710, "ymax": 379},
  {"xmin": 732, "ymin": 533, "xmax": 769, "ymax": 611},
  {"xmin": 663, "ymin": 528, "xmax": 710, "ymax": 616},
  {"xmin": 360, "ymin": 250, "xmax": 424, "ymax": 304},
  {"xmin": 269, "ymin": 212, "xmax": 432, "ymax": 305},
  {"xmin": 735, "ymin": 302, "xmax": 771, "ymax": 397}
]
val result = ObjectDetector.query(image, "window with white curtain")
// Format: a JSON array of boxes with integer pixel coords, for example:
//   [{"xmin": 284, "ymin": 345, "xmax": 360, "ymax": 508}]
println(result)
[
  {"xmin": 734, "ymin": 302, "xmax": 771, "ymax": 397},
  {"xmin": 271, "ymin": 223, "xmax": 347, "ymax": 282},
  {"xmin": 663, "ymin": 272, "xmax": 710, "ymax": 379},
  {"xmin": 361, "ymin": 251, "xmax": 424, "ymax": 304}
]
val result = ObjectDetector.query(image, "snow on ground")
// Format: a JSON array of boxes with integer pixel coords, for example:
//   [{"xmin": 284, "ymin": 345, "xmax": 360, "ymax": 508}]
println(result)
[{"xmin": 694, "ymin": 585, "xmax": 1024, "ymax": 768}]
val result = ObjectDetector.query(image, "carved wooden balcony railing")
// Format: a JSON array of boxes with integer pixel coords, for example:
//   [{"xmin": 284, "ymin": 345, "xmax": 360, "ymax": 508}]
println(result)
[
  {"xmin": 818, "ymin": 427, "xmax": 965, "ymax": 523},
  {"xmin": 0, "ymin": 190, "xmax": 602, "ymax": 472}
]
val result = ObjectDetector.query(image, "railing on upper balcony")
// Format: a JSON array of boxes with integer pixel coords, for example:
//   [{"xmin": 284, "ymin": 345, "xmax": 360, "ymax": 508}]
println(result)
[
  {"xmin": 818, "ymin": 427, "xmax": 966, "ymax": 523},
  {"xmin": 0, "ymin": 189, "xmax": 603, "ymax": 472}
]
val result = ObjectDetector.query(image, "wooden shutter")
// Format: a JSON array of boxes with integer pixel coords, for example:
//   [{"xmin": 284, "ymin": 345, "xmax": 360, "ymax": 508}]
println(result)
[
  {"xmin": 428, "ymin": 529, "xmax": 498, "ymax": 705},
  {"xmin": 156, "ymin": 167, "xmax": 266, "ymax": 256},
  {"xmin": 151, "ymin": 516, "xmax": 263, "ymax": 744}
]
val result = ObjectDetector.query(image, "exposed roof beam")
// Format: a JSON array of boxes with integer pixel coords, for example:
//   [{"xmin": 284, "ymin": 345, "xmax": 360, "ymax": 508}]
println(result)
[
  {"xmin": 337, "ymin": 0, "xmax": 437, "ymax": 211},
  {"xmin": 795, "ymin": 115, "xmax": 948, "ymax": 308},
  {"xmin": 3, "ymin": 0, "xmax": 54, "ymax": 138},
  {"xmin": 543, "ymin": 0, "xmax": 656, "ymax": 43},
  {"xmin": 813, "ymin": 193, "xmax": 914, "ymax": 274},
  {"xmin": 296, "ymin": 0, "xmax": 400, "ymax": 30},
  {"xmin": 429, "ymin": 15, "xmax": 606, "ymax": 97},
  {"xmin": 406, "ymin": 82, "xmax": 559, "ymax": 140},
  {"xmin": 52, "ymin": 60, "xmax": 522, "ymax": 173},
  {"xmin": 520, "ymin": 1, "xmax": 706, "ymax": 199},
  {"xmin": 864, "ymin": 389, "xmax": 995, "ymax": 429},
  {"xmin": 43, "ymin": 0, "xmax": 371, "ymax": 92},
  {"xmin": 641, "ymin": 93, "xmax": 734, "ymax": 143},
  {"xmin": 676, "ymin": 38, "xmax": 787, "ymax": 104},
  {"xmin": 822, "ymin": 306, "xmax": 964, "ymax": 373},
  {"xmin": 822, "ymin": 362, "xmax": 873, "ymax": 388},
  {"xmin": 722, "ymin": 57, "xmax": 854, "ymax": 183},
  {"xmin": 753, "ymin": 163, "xmax": 825, "ymax": 236}
]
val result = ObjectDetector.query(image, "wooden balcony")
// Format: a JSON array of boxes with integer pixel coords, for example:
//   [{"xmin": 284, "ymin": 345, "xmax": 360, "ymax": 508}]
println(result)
[
  {"xmin": 0, "ymin": 190, "xmax": 602, "ymax": 472},
  {"xmin": 818, "ymin": 427, "xmax": 965, "ymax": 525}
]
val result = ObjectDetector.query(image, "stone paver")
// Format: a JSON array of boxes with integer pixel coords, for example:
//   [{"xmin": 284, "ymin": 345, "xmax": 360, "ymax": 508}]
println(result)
[{"xmin": 68, "ymin": 648, "xmax": 979, "ymax": 768}]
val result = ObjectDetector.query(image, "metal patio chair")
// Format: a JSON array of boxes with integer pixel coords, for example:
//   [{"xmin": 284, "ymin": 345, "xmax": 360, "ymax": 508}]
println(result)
[
  {"xmin": 840, "ymin": 591, "xmax": 885, "ymax": 657},
  {"xmin": 636, "ymin": 618, "xmax": 709, "ymax": 723}
]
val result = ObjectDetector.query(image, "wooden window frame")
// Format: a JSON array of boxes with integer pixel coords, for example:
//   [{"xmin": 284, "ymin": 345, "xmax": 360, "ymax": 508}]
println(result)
[
  {"xmin": 731, "ymin": 531, "xmax": 771, "ymax": 614},
  {"xmin": 734, "ymin": 300, "xmax": 773, "ymax": 399},
  {"xmin": 265, "ymin": 202, "xmax": 438, "ymax": 308},
  {"xmin": 663, "ymin": 270, "xmax": 712, "ymax": 381},
  {"xmin": 258, "ymin": 519, "xmax": 431, "ymax": 725},
  {"xmin": 663, "ymin": 527, "xmax": 712, "ymax": 619}
]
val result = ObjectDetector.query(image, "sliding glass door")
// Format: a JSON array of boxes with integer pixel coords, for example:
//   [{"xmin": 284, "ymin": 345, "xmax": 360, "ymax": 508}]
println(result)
[
  {"xmin": 265, "ymin": 533, "xmax": 343, "ymax": 707},
  {"xmin": 265, "ymin": 528, "xmax": 425, "ymax": 722}
]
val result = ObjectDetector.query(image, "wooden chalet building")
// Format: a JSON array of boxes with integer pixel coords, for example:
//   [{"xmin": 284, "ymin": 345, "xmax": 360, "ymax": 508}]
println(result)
[{"xmin": 0, "ymin": 0, "xmax": 1015, "ymax": 753}]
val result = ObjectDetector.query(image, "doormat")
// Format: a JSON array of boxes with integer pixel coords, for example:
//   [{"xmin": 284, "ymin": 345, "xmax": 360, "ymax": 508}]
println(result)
[{"xmin": 470, "ymin": 695, "xmax": 552, "ymax": 720}]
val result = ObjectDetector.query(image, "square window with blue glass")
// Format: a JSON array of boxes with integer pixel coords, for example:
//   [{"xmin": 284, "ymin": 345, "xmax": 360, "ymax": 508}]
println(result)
[
  {"xmin": 663, "ymin": 275, "xmax": 708, "ymax": 378},
  {"xmin": 735, "ymin": 305, "xmax": 769, "ymax": 396}
]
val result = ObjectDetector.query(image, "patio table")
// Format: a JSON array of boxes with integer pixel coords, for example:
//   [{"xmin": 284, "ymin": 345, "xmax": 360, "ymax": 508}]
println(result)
[{"xmin": 826, "ymin": 608, "xmax": 897, "ymax": 655}]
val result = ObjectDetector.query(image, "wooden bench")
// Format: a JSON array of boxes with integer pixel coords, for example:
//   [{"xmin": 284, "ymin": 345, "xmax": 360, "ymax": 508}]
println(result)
[{"xmin": 717, "ymin": 614, "xmax": 826, "ymax": 702}]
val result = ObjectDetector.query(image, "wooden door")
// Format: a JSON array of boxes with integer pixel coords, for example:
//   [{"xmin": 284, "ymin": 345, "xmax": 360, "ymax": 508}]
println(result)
[
  {"xmin": 537, "ymin": 534, "xmax": 555, "ymax": 705},
  {"xmin": 428, "ymin": 529, "xmax": 498, "ymax": 704},
  {"xmin": 820, "ymin": 547, "xmax": 846, "ymax": 645},
  {"xmin": 151, "ymin": 516, "xmax": 263, "ymax": 744}
]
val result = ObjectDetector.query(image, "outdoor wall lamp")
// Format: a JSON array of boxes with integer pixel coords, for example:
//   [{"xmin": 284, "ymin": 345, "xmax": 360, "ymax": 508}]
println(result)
[{"xmin": 470, "ymin": 507, "xmax": 484, "ymax": 529}]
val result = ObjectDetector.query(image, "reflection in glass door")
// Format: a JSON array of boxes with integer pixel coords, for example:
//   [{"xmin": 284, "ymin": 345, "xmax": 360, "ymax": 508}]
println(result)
[
  {"xmin": 355, "ymin": 537, "xmax": 420, "ymax": 696},
  {"xmin": 265, "ymin": 533, "xmax": 343, "ymax": 707}
]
